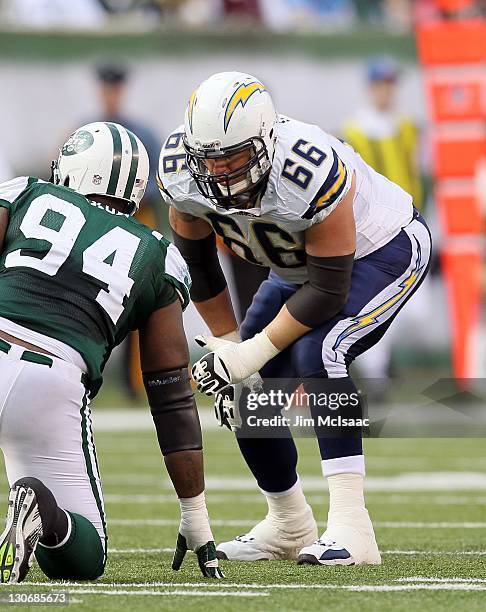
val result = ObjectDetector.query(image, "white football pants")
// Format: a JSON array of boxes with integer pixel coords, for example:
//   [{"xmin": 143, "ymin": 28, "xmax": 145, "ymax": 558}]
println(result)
[{"xmin": 0, "ymin": 344, "xmax": 106, "ymax": 547}]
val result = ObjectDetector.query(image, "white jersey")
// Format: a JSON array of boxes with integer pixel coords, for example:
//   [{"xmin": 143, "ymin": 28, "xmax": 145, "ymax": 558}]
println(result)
[{"xmin": 158, "ymin": 116, "xmax": 413, "ymax": 284}]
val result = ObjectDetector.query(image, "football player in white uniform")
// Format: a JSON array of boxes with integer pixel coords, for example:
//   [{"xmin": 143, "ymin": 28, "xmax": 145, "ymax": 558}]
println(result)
[{"xmin": 158, "ymin": 72, "xmax": 432, "ymax": 566}]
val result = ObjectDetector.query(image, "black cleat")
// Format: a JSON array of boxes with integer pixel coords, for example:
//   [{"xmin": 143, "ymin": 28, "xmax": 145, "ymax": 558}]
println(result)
[
  {"xmin": 215, "ymin": 550, "xmax": 228, "ymax": 561},
  {"xmin": 297, "ymin": 553, "xmax": 320, "ymax": 566},
  {"xmin": 0, "ymin": 486, "xmax": 43, "ymax": 583}
]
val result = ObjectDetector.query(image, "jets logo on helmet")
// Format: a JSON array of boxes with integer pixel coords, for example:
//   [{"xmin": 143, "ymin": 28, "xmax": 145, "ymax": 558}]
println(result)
[
  {"xmin": 54, "ymin": 122, "xmax": 149, "ymax": 215},
  {"xmin": 62, "ymin": 130, "xmax": 94, "ymax": 156},
  {"xmin": 183, "ymin": 72, "xmax": 277, "ymax": 210}
]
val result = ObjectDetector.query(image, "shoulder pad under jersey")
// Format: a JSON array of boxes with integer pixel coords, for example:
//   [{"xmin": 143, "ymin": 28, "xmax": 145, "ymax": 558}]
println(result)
[
  {"xmin": 152, "ymin": 229, "xmax": 191, "ymax": 311},
  {"xmin": 0, "ymin": 176, "xmax": 43, "ymax": 208},
  {"xmin": 269, "ymin": 116, "xmax": 352, "ymax": 223},
  {"xmin": 157, "ymin": 125, "xmax": 208, "ymax": 215}
]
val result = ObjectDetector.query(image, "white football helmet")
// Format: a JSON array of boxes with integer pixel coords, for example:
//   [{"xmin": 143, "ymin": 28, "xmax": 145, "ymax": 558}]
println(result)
[
  {"xmin": 183, "ymin": 71, "xmax": 277, "ymax": 209},
  {"xmin": 54, "ymin": 122, "xmax": 149, "ymax": 215}
]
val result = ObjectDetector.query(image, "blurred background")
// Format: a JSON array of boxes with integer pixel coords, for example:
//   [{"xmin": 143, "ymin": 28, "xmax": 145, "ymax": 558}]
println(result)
[{"xmin": 0, "ymin": 0, "xmax": 485, "ymax": 405}]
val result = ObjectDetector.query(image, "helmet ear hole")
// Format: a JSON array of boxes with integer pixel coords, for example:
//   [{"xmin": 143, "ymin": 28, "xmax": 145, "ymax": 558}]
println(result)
[{"xmin": 63, "ymin": 176, "xmax": 70, "ymax": 187}]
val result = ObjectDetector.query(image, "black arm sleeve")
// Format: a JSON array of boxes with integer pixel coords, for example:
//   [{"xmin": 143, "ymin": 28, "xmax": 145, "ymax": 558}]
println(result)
[
  {"xmin": 171, "ymin": 228, "xmax": 227, "ymax": 302},
  {"xmin": 286, "ymin": 253, "xmax": 354, "ymax": 328},
  {"xmin": 143, "ymin": 367, "xmax": 202, "ymax": 455}
]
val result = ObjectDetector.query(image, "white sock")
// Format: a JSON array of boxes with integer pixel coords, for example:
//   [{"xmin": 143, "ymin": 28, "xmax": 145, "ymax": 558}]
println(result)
[
  {"xmin": 327, "ymin": 473, "xmax": 366, "ymax": 524},
  {"xmin": 179, "ymin": 492, "xmax": 213, "ymax": 549},
  {"xmin": 261, "ymin": 478, "xmax": 310, "ymax": 525},
  {"xmin": 322, "ymin": 455, "xmax": 365, "ymax": 478}
]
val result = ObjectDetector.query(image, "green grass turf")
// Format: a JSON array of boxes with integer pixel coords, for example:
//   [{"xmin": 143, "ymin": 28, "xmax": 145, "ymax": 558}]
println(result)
[{"xmin": 0, "ymin": 416, "xmax": 485, "ymax": 611}]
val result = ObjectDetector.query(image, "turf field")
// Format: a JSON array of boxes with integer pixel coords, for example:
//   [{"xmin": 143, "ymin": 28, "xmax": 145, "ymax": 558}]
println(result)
[{"xmin": 1, "ymin": 406, "xmax": 486, "ymax": 611}]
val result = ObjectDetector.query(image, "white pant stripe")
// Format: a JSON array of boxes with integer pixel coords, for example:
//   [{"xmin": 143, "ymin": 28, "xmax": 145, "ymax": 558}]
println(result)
[
  {"xmin": 322, "ymin": 219, "xmax": 432, "ymax": 377},
  {"xmin": 81, "ymin": 395, "xmax": 107, "ymax": 554},
  {"xmin": 0, "ymin": 350, "xmax": 106, "ymax": 546}
]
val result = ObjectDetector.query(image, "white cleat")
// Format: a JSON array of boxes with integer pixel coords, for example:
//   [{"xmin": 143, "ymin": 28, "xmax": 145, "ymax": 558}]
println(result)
[
  {"xmin": 0, "ymin": 485, "xmax": 44, "ymax": 583},
  {"xmin": 297, "ymin": 509, "xmax": 381, "ymax": 566},
  {"xmin": 216, "ymin": 506, "xmax": 317, "ymax": 561}
]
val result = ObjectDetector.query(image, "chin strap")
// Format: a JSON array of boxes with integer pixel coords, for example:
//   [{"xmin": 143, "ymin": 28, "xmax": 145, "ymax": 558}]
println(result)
[
  {"xmin": 125, "ymin": 200, "xmax": 137, "ymax": 216},
  {"xmin": 49, "ymin": 160, "xmax": 60, "ymax": 185}
]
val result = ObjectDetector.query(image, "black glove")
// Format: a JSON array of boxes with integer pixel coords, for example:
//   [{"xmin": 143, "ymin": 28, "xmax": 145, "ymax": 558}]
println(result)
[{"xmin": 172, "ymin": 533, "xmax": 225, "ymax": 579}]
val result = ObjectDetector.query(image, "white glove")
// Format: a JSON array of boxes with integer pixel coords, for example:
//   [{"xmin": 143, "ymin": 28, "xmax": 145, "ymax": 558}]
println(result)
[
  {"xmin": 218, "ymin": 329, "xmax": 242, "ymax": 343},
  {"xmin": 191, "ymin": 332, "xmax": 279, "ymax": 395}
]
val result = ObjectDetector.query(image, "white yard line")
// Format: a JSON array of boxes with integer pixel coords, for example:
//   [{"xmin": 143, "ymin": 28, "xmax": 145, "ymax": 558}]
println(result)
[
  {"xmin": 103, "ymin": 492, "xmax": 486, "ymax": 505},
  {"xmin": 363, "ymin": 494, "xmax": 486, "ymax": 505},
  {"xmin": 346, "ymin": 584, "xmax": 486, "ymax": 592},
  {"xmin": 92, "ymin": 409, "xmax": 486, "ymax": 438},
  {"xmin": 384, "ymin": 550, "xmax": 486, "ymax": 556},
  {"xmin": 23, "ymin": 581, "xmax": 276, "ymax": 589},
  {"xmin": 23, "ymin": 580, "xmax": 486, "ymax": 593},
  {"xmin": 108, "ymin": 518, "xmax": 486, "ymax": 529},
  {"xmin": 105, "ymin": 547, "xmax": 486, "ymax": 556},
  {"xmin": 102, "ymin": 472, "xmax": 486, "ymax": 491},
  {"xmin": 93, "ymin": 410, "xmax": 216, "ymax": 432},
  {"xmin": 21, "ymin": 581, "xmax": 303, "ymax": 589},
  {"xmin": 398, "ymin": 577, "xmax": 486, "ymax": 583},
  {"xmin": 377, "ymin": 521, "xmax": 486, "ymax": 528},
  {"xmin": 61, "ymin": 589, "xmax": 269, "ymax": 598},
  {"xmin": 108, "ymin": 548, "xmax": 174, "ymax": 553}
]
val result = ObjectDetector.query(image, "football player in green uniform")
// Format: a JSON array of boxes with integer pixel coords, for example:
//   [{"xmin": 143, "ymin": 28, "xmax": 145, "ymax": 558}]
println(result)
[{"xmin": 0, "ymin": 122, "xmax": 223, "ymax": 583}]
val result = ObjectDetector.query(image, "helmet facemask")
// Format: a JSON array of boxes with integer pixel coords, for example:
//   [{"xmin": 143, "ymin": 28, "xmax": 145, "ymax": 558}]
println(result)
[{"xmin": 185, "ymin": 136, "xmax": 271, "ymax": 210}]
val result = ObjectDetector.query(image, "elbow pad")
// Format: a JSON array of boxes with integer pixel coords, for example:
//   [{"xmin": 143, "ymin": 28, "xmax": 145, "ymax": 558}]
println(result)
[
  {"xmin": 286, "ymin": 253, "xmax": 354, "ymax": 328},
  {"xmin": 171, "ymin": 229, "xmax": 226, "ymax": 302},
  {"xmin": 143, "ymin": 367, "xmax": 202, "ymax": 455}
]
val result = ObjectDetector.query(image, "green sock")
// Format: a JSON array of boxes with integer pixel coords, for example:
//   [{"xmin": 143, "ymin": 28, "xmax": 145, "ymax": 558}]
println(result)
[{"xmin": 35, "ymin": 512, "xmax": 106, "ymax": 580}]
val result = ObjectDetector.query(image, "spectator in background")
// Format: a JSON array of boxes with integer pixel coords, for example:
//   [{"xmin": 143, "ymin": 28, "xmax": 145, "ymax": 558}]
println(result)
[
  {"xmin": 3, "ymin": 0, "xmax": 106, "ymax": 29},
  {"xmin": 343, "ymin": 57, "xmax": 423, "ymax": 209},
  {"xmin": 96, "ymin": 64, "xmax": 160, "ymax": 208},
  {"xmin": 222, "ymin": 0, "xmax": 261, "ymax": 20},
  {"xmin": 258, "ymin": 0, "xmax": 295, "ymax": 31},
  {"xmin": 382, "ymin": 0, "xmax": 412, "ymax": 30},
  {"xmin": 296, "ymin": 0, "xmax": 356, "ymax": 29},
  {"xmin": 92, "ymin": 63, "xmax": 163, "ymax": 400},
  {"xmin": 342, "ymin": 57, "xmax": 424, "ymax": 389},
  {"xmin": 413, "ymin": 0, "xmax": 485, "ymax": 22},
  {"xmin": 93, "ymin": 63, "xmax": 161, "ymax": 226},
  {"xmin": 174, "ymin": 0, "xmax": 222, "ymax": 27}
]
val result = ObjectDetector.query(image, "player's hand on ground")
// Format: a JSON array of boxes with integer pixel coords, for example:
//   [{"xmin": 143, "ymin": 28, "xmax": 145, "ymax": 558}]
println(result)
[{"xmin": 172, "ymin": 533, "xmax": 225, "ymax": 579}]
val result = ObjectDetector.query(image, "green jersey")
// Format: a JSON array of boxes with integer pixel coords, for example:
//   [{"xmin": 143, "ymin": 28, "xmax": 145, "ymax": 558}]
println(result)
[{"xmin": 0, "ymin": 177, "xmax": 190, "ymax": 396}]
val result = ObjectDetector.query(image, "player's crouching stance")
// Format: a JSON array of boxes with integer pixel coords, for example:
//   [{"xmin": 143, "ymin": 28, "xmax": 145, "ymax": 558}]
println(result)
[
  {"xmin": 0, "ymin": 122, "xmax": 223, "ymax": 583},
  {"xmin": 159, "ymin": 72, "xmax": 432, "ymax": 567}
]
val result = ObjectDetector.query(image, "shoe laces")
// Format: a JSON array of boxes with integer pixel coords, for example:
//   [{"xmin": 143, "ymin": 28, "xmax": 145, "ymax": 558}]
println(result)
[
  {"xmin": 234, "ymin": 534, "xmax": 255, "ymax": 543},
  {"xmin": 316, "ymin": 538, "xmax": 336, "ymax": 547}
]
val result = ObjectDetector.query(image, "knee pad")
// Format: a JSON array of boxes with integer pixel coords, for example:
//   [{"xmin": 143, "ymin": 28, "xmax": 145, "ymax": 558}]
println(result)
[{"xmin": 36, "ymin": 512, "xmax": 105, "ymax": 581}]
